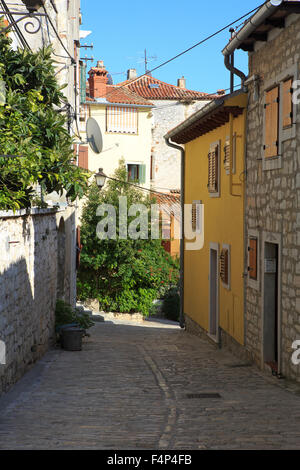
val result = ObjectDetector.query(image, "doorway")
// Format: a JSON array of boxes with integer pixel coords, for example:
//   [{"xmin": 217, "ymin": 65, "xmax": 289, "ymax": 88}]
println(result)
[
  {"xmin": 263, "ymin": 242, "xmax": 279, "ymax": 373},
  {"xmin": 209, "ymin": 244, "xmax": 219, "ymax": 341}
]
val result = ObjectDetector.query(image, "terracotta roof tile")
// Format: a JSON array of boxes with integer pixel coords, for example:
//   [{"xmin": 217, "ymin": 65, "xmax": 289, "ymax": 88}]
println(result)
[{"xmin": 117, "ymin": 75, "xmax": 218, "ymax": 101}]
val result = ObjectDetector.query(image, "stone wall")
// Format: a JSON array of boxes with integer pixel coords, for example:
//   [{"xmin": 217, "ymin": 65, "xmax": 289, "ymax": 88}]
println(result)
[
  {"xmin": 0, "ymin": 208, "xmax": 75, "ymax": 395},
  {"xmin": 245, "ymin": 14, "xmax": 300, "ymax": 381},
  {"xmin": 151, "ymin": 100, "xmax": 210, "ymax": 192}
]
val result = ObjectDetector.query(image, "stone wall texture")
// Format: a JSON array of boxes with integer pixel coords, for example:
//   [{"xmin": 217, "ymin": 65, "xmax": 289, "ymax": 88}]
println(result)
[
  {"xmin": 0, "ymin": 209, "xmax": 74, "ymax": 395},
  {"xmin": 245, "ymin": 14, "xmax": 300, "ymax": 382},
  {"xmin": 151, "ymin": 100, "xmax": 210, "ymax": 192}
]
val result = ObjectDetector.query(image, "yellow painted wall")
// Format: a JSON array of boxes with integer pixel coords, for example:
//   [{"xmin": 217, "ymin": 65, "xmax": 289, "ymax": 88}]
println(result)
[{"xmin": 184, "ymin": 93, "xmax": 247, "ymax": 345}]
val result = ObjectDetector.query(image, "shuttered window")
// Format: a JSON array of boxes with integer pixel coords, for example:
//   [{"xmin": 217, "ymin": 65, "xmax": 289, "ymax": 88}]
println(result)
[
  {"xmin": 248, "ymin": 237, "xmax": 257, "ymax": 280},
  {"xmin": 208, "ymin": 145, "xmax": 219, "ymax": 193},
  {"xmin": 224, "ymin": 139, "xmax": 230, "ymax": 173},
  {"xmin": 78, "ymin": 145, "xmax": 89, "ymax": 170},
  {"xmin": 220, "ymin": 248, "xmax": 229, "ymax": 286},
  {"xmin": 224, "ymin": 134, "xmax": 236, "ymax": 174},
  {"xmin": 127, "ymin": 164, "xmax": 146, "ymax": 184},
  {"xmin": 264, "ymin": 86, "xmax": 279, "ymax": 158},
  {"xmin": 80, "ymin": 63, "xmax": 87, "ymax": 104},
  {"xmin": 282, "ymin": 78, "xmax": 293, "ymax": 129},
  {"xmin": 192, "ymin": 201, "xmax": 202, "ymax": 233},
  {"xmin": 106, "ymin": 106, "xmax": 138, "ymax": 134}
]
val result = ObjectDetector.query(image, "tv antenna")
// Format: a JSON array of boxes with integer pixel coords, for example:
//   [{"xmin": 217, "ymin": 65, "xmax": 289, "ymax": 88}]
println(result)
[{"xmin": 144, "ymin": 49, "xmax": 157, "ymax": 74}]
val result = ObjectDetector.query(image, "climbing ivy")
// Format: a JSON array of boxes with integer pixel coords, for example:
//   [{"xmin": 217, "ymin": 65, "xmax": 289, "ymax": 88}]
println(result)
[{"xmin": 0, "ymin": 30, "xmax": 89, "ymax": 210}]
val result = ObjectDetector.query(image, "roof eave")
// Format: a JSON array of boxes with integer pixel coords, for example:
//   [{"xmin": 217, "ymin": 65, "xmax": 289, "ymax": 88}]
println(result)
[{"xmin": 222, "ymin": 1, "xmax": 281, "ymax": 56}]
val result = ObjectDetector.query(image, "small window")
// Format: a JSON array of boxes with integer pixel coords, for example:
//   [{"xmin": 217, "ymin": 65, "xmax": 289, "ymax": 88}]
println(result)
[
  {"xmin": 282, "ymin": 78, "xmax": 293, "ymax": 129},
  {"xmin": 106, "ymin": 106, "xmax": 138, "ymax": 134},
  {"xmin": 191, "ymin": 200, "xmax": 202, "ymax": 234},
  {"xmin": 208, "ymin": 144, "xmax": 219, "ymax": 194},
  {"xmin": 224, "ymin": 134, "xmax": 236, "ymax": 175},
  {"xmin": 248, "ymin": 237, "xmax": 258, "ymax": 280},
  {"xmin": 264, "ymin": 86, "xmax": 279, "ymax": 158},
  {"xmin": 127, "ymin": 164, "xmax": 146, "ymax": 184},
  {"xmin": 220, "ymin": 248, "xmax": 229, "ymax": 286},
  {"xmin": 78, "ymin": 145, "xmax": 88, "ymax": 170}
]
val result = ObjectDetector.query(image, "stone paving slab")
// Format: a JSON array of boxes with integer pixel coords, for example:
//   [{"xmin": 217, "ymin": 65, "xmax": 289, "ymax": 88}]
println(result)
[{"xmin": 0, "ymin": 318, "xmax": 300, "ymax": 450}]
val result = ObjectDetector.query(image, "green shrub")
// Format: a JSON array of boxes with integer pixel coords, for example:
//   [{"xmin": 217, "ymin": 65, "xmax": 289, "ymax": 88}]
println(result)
[
  {"xmin": 55, "ymin": 299, "xmax": 94, "ymax": 330},
  {"xmin": 77, "ymin": 161, "xmax": 180, "ymax": 317}
]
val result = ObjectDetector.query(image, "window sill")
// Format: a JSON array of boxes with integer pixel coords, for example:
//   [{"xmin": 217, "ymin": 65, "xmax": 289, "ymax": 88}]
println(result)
[{"xmin": 263, "ymin": 155, "xmax": 282, "ymax": 171}]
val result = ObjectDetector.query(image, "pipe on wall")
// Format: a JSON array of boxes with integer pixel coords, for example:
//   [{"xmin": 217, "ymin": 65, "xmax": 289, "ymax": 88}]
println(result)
[{"xmin": 164, "ymin": 137, "xmax": 185, "ymax": 329}]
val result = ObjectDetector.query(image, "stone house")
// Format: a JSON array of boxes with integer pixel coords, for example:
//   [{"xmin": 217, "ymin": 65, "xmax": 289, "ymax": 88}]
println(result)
[
  {"xmin": 222, "ymin": 0, "xmax": 300, "ymax": 381},
  {"xmin": 0, "ymin": 0, "xmax": 83, "ymax": 394}
]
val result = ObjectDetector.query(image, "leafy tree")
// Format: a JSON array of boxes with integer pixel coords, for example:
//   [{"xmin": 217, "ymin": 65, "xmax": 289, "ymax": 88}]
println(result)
[
  {"xmin": 0, "ymin": 30, "xmax": 89, "ymax": 210},
  {"xmin": 77, "ymin": 160, "xmax": 179, "ymax": 316}
]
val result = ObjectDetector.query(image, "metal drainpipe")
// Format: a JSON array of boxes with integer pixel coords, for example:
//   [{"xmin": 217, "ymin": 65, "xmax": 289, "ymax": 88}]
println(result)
[
  {"xmin": 164, "ymin": 137, "xmax": 185, "ymax": 329},
  {"xmin": 224, "ymin": 54, "xmax": 247, "ymax": 90}
]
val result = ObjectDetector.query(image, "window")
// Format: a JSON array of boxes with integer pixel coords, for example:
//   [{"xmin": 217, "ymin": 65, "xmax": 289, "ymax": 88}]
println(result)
[
  {"xmin": 106, "ymin": 106, "xmax": 138, "ymax": 134},
  {"xmin": 208, "ymin": 143, "xmax": 219, "ymax": 195},
  {"xmin": 78, "ymin": 145, "xmax": 88, "ymax": 170},
  {"xmin": 248, "ymin": 237, "xmax": 258, "ymax": 281},
  {"xmin": 127, "ymin": 164, "xmax": 146, "ymax": 184},
  {"xmin": 224, "ymin": 134, "xmax": 236, "ymax": 175},
  {"xmin": 262, "ymin": 66, "xmax": 297, "ymax": 170},
  {"xmin": 192, "ymin": 200, "xmax": 202, "ymax": 234},
  {"xmin": 264, "ymin": 86, "xmax": 279, "ymax": 158},
  {"xmin": 220, "ymin": 248, "xmax": 228, "ymax": 285},
  {"xmin": 282, "ymin": 78, "xmax": 293, "ymax": 129}
]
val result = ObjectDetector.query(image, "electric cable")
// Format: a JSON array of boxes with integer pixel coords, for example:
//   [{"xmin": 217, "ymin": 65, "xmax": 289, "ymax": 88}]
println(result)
[{"xmin": 101, "ymin": 4, "xmax": 261, "ymax": 103}]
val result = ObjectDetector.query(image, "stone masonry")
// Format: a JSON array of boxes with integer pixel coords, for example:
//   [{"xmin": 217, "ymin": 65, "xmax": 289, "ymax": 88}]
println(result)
[
  {"xmin": 151, "ymin": 99, "xmax": 210, "ymax": 192},
  {"xmin": 245, "ymin": 13, "xmax": 300, "ymax": 381},
  {"xmin": 0, "ymin": 209, "xmax": 72, "ymax": 396}
]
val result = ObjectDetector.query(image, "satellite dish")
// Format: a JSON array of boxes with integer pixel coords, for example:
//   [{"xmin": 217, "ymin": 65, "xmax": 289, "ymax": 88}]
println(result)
[
  {"xmin": 86, "ymin": 117, "xmax": 103, "ymax": 154},
  {"xmin": 270, "ymin": 0, "xmax": 282, "ymax": 6}
]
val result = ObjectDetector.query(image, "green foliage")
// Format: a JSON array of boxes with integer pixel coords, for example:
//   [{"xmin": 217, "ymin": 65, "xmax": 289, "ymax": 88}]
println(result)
[
  {"xmin": 55, "ymin": 299, "xmax": 94, "ymax": 330},
  {"xmin": 161, "ymin": 287, "xmax": 180, "ymax": 322},
  {"xmin": 77, "ymin": 160, "xmax": 180, "ymax": 316},
  {"xmin": 0, "ymin": 32, "xmax": 89, "ymax": 210}
]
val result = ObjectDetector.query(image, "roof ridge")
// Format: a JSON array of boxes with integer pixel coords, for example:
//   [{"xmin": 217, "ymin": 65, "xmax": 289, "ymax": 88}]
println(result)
[{"xmin": 117, "ymin": 74, "xmax": 209, "ymax": 95}]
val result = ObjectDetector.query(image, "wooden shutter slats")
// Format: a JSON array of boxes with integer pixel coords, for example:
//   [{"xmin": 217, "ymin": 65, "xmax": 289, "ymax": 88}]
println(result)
[
  {"xmin": 249, "ymin": 238, "xmax": 257, "ymax": 280},
  {"xmin": 265, "ymin": 87, "xmax": 279, "ymax": 158},
  {"xmin": 192, "ymin": 203, "xmax": 196, "ymax": 232},
  {"xmin": 78, "ymin": 145, "xmax": 89, "ymax": 170},
  {"xmin": 208, "ymin": 146, "xmax": 218, "ymax": 193},
  {"xmin": 220, "ymin": 248, "xmax": 229, "ymax": 285}
]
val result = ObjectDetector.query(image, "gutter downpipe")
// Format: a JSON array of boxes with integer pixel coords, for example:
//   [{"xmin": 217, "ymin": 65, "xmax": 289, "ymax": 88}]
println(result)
[
  {"xmin": 222, "ymin": 1, "xmax": 281, "ymax": 88},
  {"xmin": 165, "ymin": 137, "xmax": 185, "ymax": 329}
]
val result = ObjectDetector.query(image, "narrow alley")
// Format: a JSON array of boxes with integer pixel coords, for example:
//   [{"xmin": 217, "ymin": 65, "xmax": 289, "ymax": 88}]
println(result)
[{"xmin": 0, "ymin": 318, "xmax": 300, "ymax": 450}]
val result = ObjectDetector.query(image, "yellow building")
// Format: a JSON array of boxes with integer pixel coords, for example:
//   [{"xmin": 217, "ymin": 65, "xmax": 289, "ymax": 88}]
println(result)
[{"xmin": 165, "ymin": 91, "xmax": 247, "ymax": 347}]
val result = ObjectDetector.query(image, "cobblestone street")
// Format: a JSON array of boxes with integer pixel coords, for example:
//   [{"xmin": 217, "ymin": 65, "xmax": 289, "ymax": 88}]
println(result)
[{"xmin": 0, "ymin": 317, "xmax": 300, "ymax": 450}]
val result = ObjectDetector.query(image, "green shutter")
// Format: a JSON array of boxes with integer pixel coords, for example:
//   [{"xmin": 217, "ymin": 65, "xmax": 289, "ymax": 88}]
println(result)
[
  {"xmin": 80, "ymin": 63, "xmax": 87, "ymax": 104},
  {"xmin": 139, "ymin": 164, "xmax": 146, "ymax": 184}
]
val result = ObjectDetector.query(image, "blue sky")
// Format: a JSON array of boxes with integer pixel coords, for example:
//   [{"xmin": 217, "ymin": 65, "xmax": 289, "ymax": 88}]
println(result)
[{"xmin": 80, "ymin": 0, "xmax": 263, "ymax": 94}]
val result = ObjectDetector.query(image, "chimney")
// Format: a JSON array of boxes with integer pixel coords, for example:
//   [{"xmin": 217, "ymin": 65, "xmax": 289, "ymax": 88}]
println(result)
[
  {"xmin": 177, "ymin": 76, "xmax": 186, "ymax": 89},
  {"xmin": 127, "ymin": 68, "xmax": 137, "ymax": 80},
  {"xmin": 88, "ymin": 60, "xmax": 108, "ymax": 99}
]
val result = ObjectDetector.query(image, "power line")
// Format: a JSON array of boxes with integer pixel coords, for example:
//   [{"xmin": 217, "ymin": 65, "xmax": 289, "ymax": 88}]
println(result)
[{"xmin": 101, "ymin": 5, "xmax": 261, "ymax": 103}]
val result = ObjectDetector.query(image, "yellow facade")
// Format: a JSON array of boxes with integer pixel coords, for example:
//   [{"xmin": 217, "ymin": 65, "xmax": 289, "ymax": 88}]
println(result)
[{"xmin": 184, "ymin": 93, "xmax": 247, "ymax": 345}]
